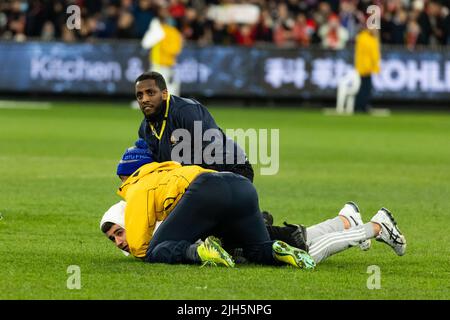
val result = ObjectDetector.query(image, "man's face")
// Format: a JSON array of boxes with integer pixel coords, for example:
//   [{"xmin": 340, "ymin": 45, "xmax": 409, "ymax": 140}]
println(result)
[
  {"xmin": 135, "ymin": 79, "xmax": 168, "ymax": 118},
  {"xmin": 105, "ymin": 223, "xmax": 129, "ymax": 252}
]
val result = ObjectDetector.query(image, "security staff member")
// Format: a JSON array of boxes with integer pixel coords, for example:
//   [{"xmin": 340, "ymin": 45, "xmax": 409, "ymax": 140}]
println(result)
[
  {"xmin": 354, "ymin": 26, "xmax": 381, "ymax": 113},
  {"xmin": 134, "ymin": 72, "xmax": 307, "ymax": 243},
  {"xmin": 135, "ymin": 71, "xmax": 254, "ymax": 182}
]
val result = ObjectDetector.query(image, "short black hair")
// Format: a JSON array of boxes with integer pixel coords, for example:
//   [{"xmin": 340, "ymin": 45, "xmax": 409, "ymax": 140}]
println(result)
[
  {"xmin": 135, "ymin": 71, "xmax": 167, "ymax": 91},
  {"xmin": 101, "ymin": 221, "xmax": 115, "ymax": 234}
]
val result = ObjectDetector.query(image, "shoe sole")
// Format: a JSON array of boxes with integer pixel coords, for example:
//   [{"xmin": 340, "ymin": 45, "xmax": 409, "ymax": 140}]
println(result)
[
  {"xmin": 273, "ymin": 241, "xmax": 316, "ymax": 270},
  {"xmin": 204, "ymin": 237, "xmax": 235, "ymax": 268}
]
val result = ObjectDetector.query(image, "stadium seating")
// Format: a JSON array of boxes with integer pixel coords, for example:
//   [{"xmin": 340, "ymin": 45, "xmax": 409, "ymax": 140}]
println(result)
[{"xmin": 1, "ymin": 0, "xmax": 449, "ymax": 48}]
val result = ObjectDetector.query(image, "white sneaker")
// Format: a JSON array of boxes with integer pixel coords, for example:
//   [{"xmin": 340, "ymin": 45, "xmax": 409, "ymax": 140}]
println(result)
[
  {"xmin": 339, "ymin": 201, "xmax": 371, "ymax": 251},
  {"xmin": 371, "ymin": 208, "xmax": 406, "ymax": 256}
]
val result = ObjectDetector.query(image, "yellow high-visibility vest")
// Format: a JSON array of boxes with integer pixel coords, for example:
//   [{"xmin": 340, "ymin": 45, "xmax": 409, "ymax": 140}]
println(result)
[
  {"xmin": 117, "ymin": 161, "xmax": 214, "ymax": 258},
  {"xmin": 355, "ymin": 30, "xmax": 381, "ymax": 76}
]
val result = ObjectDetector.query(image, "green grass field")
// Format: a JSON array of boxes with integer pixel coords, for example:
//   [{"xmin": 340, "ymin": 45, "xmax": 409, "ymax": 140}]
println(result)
[{"xmin": 0, "ymin": 102, "xmax": 449, "ymax": 300}]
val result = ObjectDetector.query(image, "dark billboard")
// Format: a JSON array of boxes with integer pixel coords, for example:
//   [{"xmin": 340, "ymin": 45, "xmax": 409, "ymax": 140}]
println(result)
[{"xmin": 1, "ymin": 40, "xmax": 449, "ymax": 101}]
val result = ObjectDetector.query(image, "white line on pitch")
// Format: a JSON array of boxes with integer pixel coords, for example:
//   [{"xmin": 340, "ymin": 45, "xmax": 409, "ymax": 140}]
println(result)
[{"xmin": 0, "ymin": 101, "xmax": 52, "ymax": 110}]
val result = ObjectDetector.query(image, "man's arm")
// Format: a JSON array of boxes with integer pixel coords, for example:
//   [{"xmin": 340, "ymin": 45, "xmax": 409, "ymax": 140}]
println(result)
[
  {"xmin": 174, "ymin": 102, "xmax": 251, "ymax": 178},
  {"xmin": 124, "ymin": 192, "xmax": 156, "ymax": 259},
  {"xmin": 174, "ymin": 103, "xmax": 224, "ymax": 165},
  {"xmin": 175, "ymin": 102, "xmax": 220, "ymax": 133},
  {"xmin": 141, "ymin": 18, "xmax": 165, "ymax": 49}
]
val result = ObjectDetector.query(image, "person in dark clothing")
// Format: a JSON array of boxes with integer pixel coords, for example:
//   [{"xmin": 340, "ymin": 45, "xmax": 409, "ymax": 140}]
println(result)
[
  {"xmin": 134, "ymin": 71, "xmax": 284, "ymax": 231},
  {"xmin": 135, "ymin": 71, "xmax": 253, "ymax": 181},
  {"xmin": 444, "ymin": 11, "xmax": 450, "ymax": 45},
  {"xmin": 417, "ymin": 0, "xmax": 446, "ymax": 45}
]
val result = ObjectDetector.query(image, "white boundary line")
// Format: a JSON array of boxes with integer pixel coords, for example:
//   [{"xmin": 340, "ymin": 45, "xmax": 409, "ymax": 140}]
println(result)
[{"xmin": 0, "ymin": 100, "xmax": 52, "ymax": 110}]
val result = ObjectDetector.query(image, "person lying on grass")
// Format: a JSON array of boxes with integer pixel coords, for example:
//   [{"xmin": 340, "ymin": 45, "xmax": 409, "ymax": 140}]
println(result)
[{"xmin": 100, "ymin": 145, "xmax": 406, "ymax": 268}]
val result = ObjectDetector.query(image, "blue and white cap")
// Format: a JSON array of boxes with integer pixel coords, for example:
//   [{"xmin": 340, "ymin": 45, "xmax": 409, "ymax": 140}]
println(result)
[{"xmin": 116, "ymin": 139, "xmax": 153, "ymax": 176}]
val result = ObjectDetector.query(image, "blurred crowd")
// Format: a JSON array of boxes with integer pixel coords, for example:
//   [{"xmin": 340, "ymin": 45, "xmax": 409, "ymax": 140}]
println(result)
[{"xmin": 1, "ymin": 0, "xmax": 449, "ymax": 49}]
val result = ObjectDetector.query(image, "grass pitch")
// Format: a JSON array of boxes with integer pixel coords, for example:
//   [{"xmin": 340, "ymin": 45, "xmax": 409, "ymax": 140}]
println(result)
[{"xmin": 0, "ymin": 102, "xmax": 449, "ymax": 299}]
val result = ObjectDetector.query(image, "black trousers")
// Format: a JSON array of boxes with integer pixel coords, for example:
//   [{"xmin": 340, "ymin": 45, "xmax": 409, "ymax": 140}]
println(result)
[
  {"xmin": 354, "ymin": 75, "xmax": 372, "ymax": 113},
  {"xmin": 145, "ymin": 172, "xmax": 276, "ymax": 265},
  {"xmin": 205, "ymin": 160, "xmax": 255, "ymax": 183}
]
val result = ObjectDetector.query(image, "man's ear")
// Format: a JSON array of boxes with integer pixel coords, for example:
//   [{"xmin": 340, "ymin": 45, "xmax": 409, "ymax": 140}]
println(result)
[
  {"xmin": 162, "ymin": 89, "xmax": 168, "ymax": 100},
  {"xmin": 119, "ymin": 175, "xmax": 129, "ymax": 183}
]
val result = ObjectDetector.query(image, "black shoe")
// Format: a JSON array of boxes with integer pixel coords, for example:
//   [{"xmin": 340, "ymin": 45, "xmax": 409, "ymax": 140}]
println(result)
[
  {"xmin": 229, "ymin": 248, "xmax": 248, "ymax": 264},
  {"xmin": 281, "ymin": 222, "xmax": 309, "ymax": 252},
  {"xmin": 261, "ymin": 211, "xmax": 274, "ymax": 226}
]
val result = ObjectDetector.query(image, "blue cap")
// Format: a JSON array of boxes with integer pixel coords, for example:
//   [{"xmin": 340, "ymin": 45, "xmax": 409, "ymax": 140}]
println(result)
[
  {"xmin": 116, "ymin": 140, "xmax": 153, "ymax": 176},
  {"xmin": 134, "ymin": 138, "xmax": 148, "ymax": 149}
]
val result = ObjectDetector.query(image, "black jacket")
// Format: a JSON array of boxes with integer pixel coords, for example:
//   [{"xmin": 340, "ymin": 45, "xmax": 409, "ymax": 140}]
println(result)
[{"xmin": 138, "ymin": 95, "xmax": 254, "ymax": 181}]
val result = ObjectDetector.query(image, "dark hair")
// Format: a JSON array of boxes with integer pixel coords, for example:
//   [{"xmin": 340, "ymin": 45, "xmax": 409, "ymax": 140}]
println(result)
[
  {"xmin": 135, "ymin": 71, "xmax": 167, "ymax": 91},
  {"xmin": 101, "ymin": 221, "xmax": 115, "ymax": 234}
]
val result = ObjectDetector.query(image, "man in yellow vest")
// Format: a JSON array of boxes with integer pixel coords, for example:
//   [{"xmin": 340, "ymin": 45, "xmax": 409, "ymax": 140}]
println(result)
[
  {"xmin": 99, "ymin": 145, "xmax": 407, "ymax": 267},
  {"xmin": 141, "ymin": 4, "xmax": 183, "ymax": 96},
  {"xmin": 354, "ymin": 25, "xmax": 381, "ymax": 113},
  {"xmin": 100, "ymin": 144, "xmax": 316, "ymax": 269}
]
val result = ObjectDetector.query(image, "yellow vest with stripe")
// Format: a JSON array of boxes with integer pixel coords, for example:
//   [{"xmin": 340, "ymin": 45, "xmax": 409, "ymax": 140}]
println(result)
[
  {"xmin": 117, "ymin": 161, "xmax": 214, "ymax": 258},
  {"xmin": 150, "ymin": 24, "xmax": 183, "ymax": 67}
]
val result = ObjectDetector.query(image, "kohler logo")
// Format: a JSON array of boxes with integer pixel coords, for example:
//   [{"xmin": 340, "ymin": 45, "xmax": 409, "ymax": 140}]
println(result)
[{"xmin": 30, "ymin": 56, "xmax": 122, "ymax": 82}]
